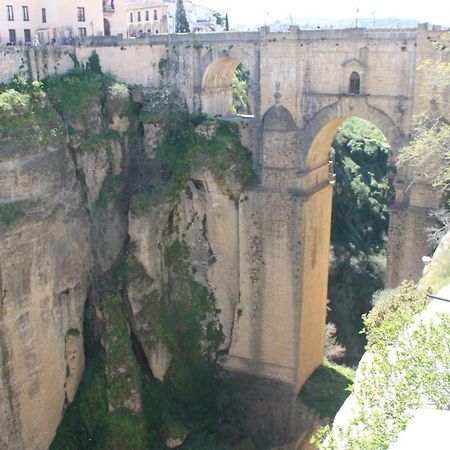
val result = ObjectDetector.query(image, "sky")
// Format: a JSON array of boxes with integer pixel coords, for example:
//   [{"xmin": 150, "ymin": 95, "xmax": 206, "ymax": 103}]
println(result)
[{"xmin": 204, "ymin": 0, "xmax": 450, "ymax": 28}]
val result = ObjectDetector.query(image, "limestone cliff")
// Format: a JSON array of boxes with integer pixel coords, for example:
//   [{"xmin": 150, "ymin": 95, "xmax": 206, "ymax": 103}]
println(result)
[
  {"xmin": 0, "ymin": 66, "xmax": 138, "ymax": 449},
  {"xmin": 0, "ymin": 64, "xmax": 256, "ymax": 450}
]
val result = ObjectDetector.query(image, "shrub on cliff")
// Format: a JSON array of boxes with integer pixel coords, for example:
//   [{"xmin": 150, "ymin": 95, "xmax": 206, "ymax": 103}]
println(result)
[{"xmin": 313, "ymin": 282, "xmax": 450, "ymax": 449}]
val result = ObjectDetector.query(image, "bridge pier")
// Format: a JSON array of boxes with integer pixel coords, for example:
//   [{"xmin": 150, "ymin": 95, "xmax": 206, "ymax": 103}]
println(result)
[{"xmin": 387, "ymin": 180, "xmax": 440, "ymax": 287}]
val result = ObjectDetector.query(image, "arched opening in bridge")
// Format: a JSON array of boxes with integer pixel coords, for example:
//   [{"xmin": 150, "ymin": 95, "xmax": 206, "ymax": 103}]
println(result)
[
  {"xmin": 103, "ymin": 18, "xmax": 111, "ymax": 36},
  {"xmin": 297, "ymin": 113, "xmax": 394, "ymax": 389},
  {"xmin": 327, "ymin": 117, "xmax": 393, "ymax": 364},
  {"xmin": 349, "ymin": 72, "xmax": 361, "ymax": 95},
  {"xmin": 201, "ymin": 57, "xmax": 253, "ymax": 118}
]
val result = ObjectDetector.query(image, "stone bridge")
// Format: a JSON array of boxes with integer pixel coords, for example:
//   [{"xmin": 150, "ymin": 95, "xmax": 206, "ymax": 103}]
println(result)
[{"xmin": 1, "ymin": 23, "xmax": 443, "ymax": 412}]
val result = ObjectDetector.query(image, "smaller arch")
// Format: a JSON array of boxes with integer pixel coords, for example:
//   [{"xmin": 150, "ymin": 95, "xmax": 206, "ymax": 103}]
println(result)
[
  {"xmin": 202, "ymin": 57, "xmax": 241, "ymax": 91},
  {"xmin": 262, "ymin": 104, "xmax": 296, "ymax": 132},
  {"xmin": 201, "ymin": 57, "xmax": 241, "ymax": 116},
  {"xmin": 349, "ymin": 72, "xmax": 361, "ymax": 95},
  {"xmin": 261, "ymin": 105, "xmax": 298, "ymax": 170}
]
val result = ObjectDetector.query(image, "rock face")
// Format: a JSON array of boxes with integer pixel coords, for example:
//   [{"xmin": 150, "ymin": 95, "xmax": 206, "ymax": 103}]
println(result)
[
  {"xmin": 0, "ymin": 73, "xmax": 255, "ymax": 449},
  {"xmin": 127, "ymin": 171, "xmax": 241, "ymax": 365},
  {"xmin": 0, "ymin": 95, "xmax": 92, "ymax": 450},
  {"xmin": 0, "ymin": 76, "xmax": 134, "ymax": 449}
]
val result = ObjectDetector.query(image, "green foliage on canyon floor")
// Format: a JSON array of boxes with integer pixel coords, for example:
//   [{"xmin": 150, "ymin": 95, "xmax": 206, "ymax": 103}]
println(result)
[
  {"xmin": 52, "ymin": 242, "xmax": 229, "ymax": 449},
  {"xmin": 328, "ymin": 117, "xmax": 393, "ymax": 363},
  {"xmin": 51, "ymin": 291, "xmax": 148, "ymax": 450},
  {"xmin": 299, "ymin": 360, "xmax": 355, "ymax": 419}
]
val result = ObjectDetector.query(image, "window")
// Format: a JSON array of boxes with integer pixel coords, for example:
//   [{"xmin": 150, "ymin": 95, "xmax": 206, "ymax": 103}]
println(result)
[
  {"xmin": 7, "ymin": 5, "xmax": 14, "ymax": 21},
  {"xmin": 78, "ymin": 27, "xmax": 87, "ymax": 36},
  {"xmin": 137, "ymin": 11, "xmax": 141, "ymax": 21},
  {"xmin": 145, "ymin": 10, "xmax": 149, "ymax": 21},
  {"xmin": 42, "ymin": 8, "xmax": 47, "ymax": 23},
  {"xmin": 155, "ymin": 29, "xmax": 159, "ymax": 34},
  {"xmin": 129, "ymin": 12, "xmax": 133, "ymax": 22},
  {"xmin": 8, "ymin": 29, "xmax": 16, "ymax": 44},
  {"xmin": 24, "ymin": 29, "xmax": 31, "ymax": 43},
  {"xmin": 22, "ymin": 6, "xmax": 29, "ymax": 21},
  {"xmin": 154, "ymin": 9, "xmax": 158, "ymax": 20},
  {"xmin": 77, "ymin": 7, "xmax": 85, "ymax": 22},
  {"xmin": 349, "ymin": 72, "xmax": 361, "ymax": 95}
]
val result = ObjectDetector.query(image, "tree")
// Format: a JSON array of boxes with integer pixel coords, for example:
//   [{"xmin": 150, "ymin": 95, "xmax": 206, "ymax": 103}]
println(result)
[
  {"xmin": 176, "ymin": 0, "xmax": 190, "ymax": 33},
  {"xmin": 398, "ymin": 33, "xmax": 450, "ymax": 195},
  {"xmin": 225, "ymin": 14, "xmax": 229, "ymax": 31},
  {"xmin": 213, "ymin": 12, "xmax": 224, "ymax": 26}
]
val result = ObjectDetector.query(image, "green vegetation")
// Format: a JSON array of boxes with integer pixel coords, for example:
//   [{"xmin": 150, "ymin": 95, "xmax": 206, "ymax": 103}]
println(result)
[
  {"xmin": 94, "ymin": 175, "xmax": 123, "ymax": 211},
  {"xmin": 398, "ymin": 32, "xmax": 450, "ymax": 245},
  {"xmin": 0, "ymin": 77, "xmax": 66, "ymax": 156},
  {"xmin": 66, "ymin": 328, "xmax": 80, "ymax": 337},
  {"xmin": 51, "ymin": 286, "xmax": 147, "ymax": 450},
  {"xmin": 101, "ymin": 293, "xmax": 143, "ymax": 411},
  {"xmin": 328, "ymin": 117, "xmax": 393, "ymax": 363},
  {"xmin": 132, "ymin": 99, "xmax": 255, "ymax": 216},
  {"xmin": 331, "ymin": 118, "xmax": 392, "ymax": 256},
  {"xmin": 0, "ymin": 200, "xmax": 36, "ymax": 225},
  {"xmin": 130, "ymin": 186, "xmax": 163, "ymax": 217},
  {"xmin": 232, "ymin": 64, "xmax": 251, "ymax": 115},
  {"xmin": 78, "ymin": 130, "xmax": 121, "ymax": 153},
  {"xmin": 151, "ymin": 240, "xmax": 225, "ymax": 429},
  {"xmin": 313, "ymin": 282, "xmax": 450, "ymax": 449},
  {"xmin": 45, "ymin": 51, "xmax": 110, "ymax": 122},
  {"xmin": 299, "ymin": 360, "xmax": 355, "ymax": 419},
  {"xmin": 156, "ymin": 114, "xmax": 255, "ymax": 192},
  {"xmin": 363, "ymin": 282, "xmax": 428, "ymax": 349},
  {"xmin": 52, "ymin": 243, "xmax": 228, "ymax": 449},
  {"xmin": 421, "ymin": 242, "xmax": 450, "ymax": 292}
]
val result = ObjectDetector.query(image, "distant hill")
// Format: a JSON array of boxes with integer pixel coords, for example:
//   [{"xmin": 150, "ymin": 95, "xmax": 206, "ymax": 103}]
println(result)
[{"xmin": 232, "ymin": 17, "xmax": 449, "ymax": 32}]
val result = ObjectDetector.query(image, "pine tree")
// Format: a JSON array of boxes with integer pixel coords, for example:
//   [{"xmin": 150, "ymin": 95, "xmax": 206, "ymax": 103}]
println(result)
[{"xmin": 176, "ymin": 0, "xmax": 190, "ymax": 33}]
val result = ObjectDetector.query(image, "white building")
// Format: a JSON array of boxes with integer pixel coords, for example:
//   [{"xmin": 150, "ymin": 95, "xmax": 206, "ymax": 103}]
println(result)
[
  {"xmin": 167, "ymin": 0, "xmax": 220, "ymax": 33},
  {"xmin": 0, "ymin": 0, "xmax": 104, "ymax": 45},
  {"xmin": 104, "ymin": 0, "xmax": 221, "ymax": 36}
]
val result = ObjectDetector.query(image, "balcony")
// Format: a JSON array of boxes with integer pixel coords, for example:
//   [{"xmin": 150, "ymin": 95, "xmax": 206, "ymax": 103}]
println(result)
[{"xmin": 103, "ymin": 1, "xmax": 115, "ymax": 14}]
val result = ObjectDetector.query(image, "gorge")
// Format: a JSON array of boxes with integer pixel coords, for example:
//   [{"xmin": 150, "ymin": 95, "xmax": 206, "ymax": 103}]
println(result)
[{"xmin": 0, "ymin": 24, "xmax": 447, "ymax": 450}]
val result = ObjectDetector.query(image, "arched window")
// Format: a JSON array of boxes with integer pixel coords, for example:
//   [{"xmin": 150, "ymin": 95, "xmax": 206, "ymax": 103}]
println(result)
[
  {"xmin": 154, "ymin": 9, "xmax": 158, "ymax": 20},
  {"xmin": 349, "ymin": 72, "xmax": 361, "ymax": 95}
]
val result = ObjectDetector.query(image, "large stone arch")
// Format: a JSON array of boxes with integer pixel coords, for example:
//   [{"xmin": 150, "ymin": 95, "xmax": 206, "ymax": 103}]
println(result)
[
  {"xmin": 301, "ymin": 97, "xmax": 404, "ymax": 172},
  {"xmin": 297, "ymin": 96, "xmax": 407, "ymax": 202}
]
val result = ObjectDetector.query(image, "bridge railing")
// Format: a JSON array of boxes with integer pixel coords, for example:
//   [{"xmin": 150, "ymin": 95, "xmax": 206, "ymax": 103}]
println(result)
[{"xmin": 78, "ymin": 31, "xmax": 261, "ymax": 48}]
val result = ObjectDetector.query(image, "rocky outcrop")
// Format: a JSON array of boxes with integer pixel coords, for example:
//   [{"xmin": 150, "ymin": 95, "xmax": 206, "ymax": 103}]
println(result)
[
  {"xmin": 0, "ymin": 73, "xmax": 135, "ymax": 450},
  {"xmin": 1, "ymin": 69, "xmax": 256, "ymax": 449},
  {"xmin": 0, "ymin": 91, "xmax": 92, "ymax": 450}
]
